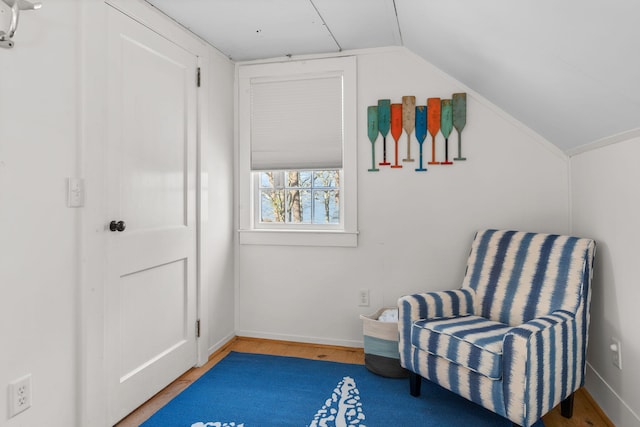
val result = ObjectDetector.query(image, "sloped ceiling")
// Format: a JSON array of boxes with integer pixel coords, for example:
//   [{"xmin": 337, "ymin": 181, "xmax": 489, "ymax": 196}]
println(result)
[{"xmin": 145, "ymin": 0, "xmax": 640, "ymax": 153}]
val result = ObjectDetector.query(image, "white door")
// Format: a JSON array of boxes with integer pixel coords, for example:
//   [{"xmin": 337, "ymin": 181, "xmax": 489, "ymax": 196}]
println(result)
[{"xmin": 105, "ymin": 6, "xmax": 198, "ymax": 424}]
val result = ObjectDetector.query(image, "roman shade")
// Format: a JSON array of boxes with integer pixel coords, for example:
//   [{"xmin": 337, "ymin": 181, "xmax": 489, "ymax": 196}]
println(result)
[{"xmin": 250, "ymin": 74, "xmax": 343, "ymax": 170}]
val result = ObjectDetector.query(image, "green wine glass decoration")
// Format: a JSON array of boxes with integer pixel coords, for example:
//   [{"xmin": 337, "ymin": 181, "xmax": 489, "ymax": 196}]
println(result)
[
  {"xmin": 377, "ymin": 99, "xmax": 391, "ymax": 166},
  {"xmin": 440, "ymin": 99, "xmax": 453, "ymax": 165},
  {"xmin": 367, "ymin": 106, "xmax": 380, "ymax": 172},
  {"xmin": 453, "ymin": 93, "xmax": 467, "ymax": 161}
]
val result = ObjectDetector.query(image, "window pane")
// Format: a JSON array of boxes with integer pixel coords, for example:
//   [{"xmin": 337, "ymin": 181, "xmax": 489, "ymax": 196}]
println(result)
[
  {"xmin": 259, "ymin": 172, "xmax": 273, "ymax": 188},
  {"xmin": 286, "ymin": 171, "xmax": 299, "ymax": 188},
  {"xmin": 313, "ymin": 190, "xmax": 340, "ymax": 224},
  {"xmin": 285, "ymin": 171, "xmax": 313, "ymax": 188},
  {"xmin": 300, "ymin": 171, "xmax": 313, "ymax": 187},
  {"xmin": 260, "ymin": 189, "xmax": 285, "ymax": 222},
  {"xmin": 260, "ymin": 171, "xmax": 286, "ymax": 189},
  {"xmin": 256, "ymin": 169, "xmax": 341, "ymax": 226},
  {"xmin": 286, "ymin": 189, "xmax": 311, "ymax": 223},
  {"xmin": 313, "ymin": 170, "xmax": 339, "ymax": 188}
]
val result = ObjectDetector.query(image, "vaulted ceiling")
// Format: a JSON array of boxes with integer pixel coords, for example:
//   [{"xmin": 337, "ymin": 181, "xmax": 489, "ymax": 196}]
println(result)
[{"xmin": 146, "ymin": 0, "xmax": 640, "ymax": 153}]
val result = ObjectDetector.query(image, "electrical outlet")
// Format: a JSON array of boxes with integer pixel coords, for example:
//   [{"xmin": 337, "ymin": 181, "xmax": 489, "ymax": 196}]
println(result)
[
  {"xmin": 358, "ymin": 289, "xmax": 370, "ymax": 307},
  {"xmin": 9, "ymin": 374, "xmax": 32, "ymax": 418},
  {"xmin": 610, "ymin": 338, "xmax": 622, "ymax": 370}
]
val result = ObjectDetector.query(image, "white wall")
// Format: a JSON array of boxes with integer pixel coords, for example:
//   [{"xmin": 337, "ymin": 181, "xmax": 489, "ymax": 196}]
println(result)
[
  {"xmin": 236, "ymin": 48, "xmax": 570, "ymax": 346},
  {"xmin": 0, "ymin": 1, "xmax": 80, "ymax": 425},
  {"xmin": 571, "ymin": 137, "xmax": 640, "ymax": 427},
  {"xmin": 202, "ymin": 47, "xmax": 236, "ymax": 354}
]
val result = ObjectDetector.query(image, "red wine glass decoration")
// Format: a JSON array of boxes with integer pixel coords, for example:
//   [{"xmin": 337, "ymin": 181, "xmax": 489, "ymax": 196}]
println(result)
[
  {"xmin": 427, "ymin": 97, "xmax": 441, "ymax": 165},
  {"xmin": 390, "ymin": 103, "xmax": 403, "ymax": 168}
]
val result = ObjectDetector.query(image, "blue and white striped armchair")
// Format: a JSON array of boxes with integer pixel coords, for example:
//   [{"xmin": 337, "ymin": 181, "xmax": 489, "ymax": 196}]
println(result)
[{"xmin": 398, "ymin": 229, "xmax": 596, "ymax": 427}]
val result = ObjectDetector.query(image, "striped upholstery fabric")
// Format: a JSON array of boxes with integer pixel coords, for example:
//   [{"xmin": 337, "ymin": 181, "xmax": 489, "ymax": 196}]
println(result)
[
  {"xmin": 412, "ymin": 315, "xmax": 511, "ymax": 379},
  {"xmin": 398, "ymin": 229, "xmax": 596, "ymax": 427}
]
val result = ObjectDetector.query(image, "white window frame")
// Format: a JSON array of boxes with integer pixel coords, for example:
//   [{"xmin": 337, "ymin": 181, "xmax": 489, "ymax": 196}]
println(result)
[{"xmin": 238, "ymin": 56, "xmax": 358, "ymax": 247}]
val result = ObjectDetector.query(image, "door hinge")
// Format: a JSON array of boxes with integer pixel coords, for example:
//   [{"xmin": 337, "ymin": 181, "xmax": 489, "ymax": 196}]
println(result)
[
  {"xmin": 196, "ymin": 319, "xmax": 201, "ymax": 338},
  {"xmin": 196, "ymin": 67, "xmax": 201, "ymax": 87}
]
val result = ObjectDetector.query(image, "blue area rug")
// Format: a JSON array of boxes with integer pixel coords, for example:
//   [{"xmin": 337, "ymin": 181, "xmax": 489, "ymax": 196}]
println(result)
[{"xmin": 142, "ymin": 351, "xmax": 544, "ymax": 427}]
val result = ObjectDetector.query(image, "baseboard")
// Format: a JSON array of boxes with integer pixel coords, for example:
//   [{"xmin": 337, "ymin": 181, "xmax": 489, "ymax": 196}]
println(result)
[
  {"xmin": 236, "ymin": 329, "xmax": 364, "ymax": 349},
  {"xmin": 207, "ymin": 332, "xmax": 238, "ymax": 359},
  {"xmin": 586, "ymin": 362, "xmax": 640, "ymax": 427}
]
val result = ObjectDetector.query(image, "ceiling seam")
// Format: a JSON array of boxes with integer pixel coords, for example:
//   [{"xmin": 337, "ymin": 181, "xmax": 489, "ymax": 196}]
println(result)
[
  {"xmin": 392, "ymin": 0, "xmax": 404, "ymax": 46},
  {"xmin": 308, "ymin": 0, "xmax": 342, "ymax": 52}
]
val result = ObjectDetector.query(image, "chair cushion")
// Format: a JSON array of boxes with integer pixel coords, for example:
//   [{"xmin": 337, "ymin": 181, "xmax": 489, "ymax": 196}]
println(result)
[{"xmin": 411, "ymin": 315, "xmax": 512, "ymax": 379}]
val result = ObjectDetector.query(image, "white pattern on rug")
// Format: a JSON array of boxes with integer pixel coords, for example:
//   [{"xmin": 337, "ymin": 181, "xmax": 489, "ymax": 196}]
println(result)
[
  {"xmin": 310, "ymin": 376, "xmax": 366, "ymax": 427},
  {"xmin": 191, "ymin": 423, "xmax": 243, "ymax": 427},
  {"xmin": 190, "ymin": 376, "xmax": 366, "ymax": 427}
]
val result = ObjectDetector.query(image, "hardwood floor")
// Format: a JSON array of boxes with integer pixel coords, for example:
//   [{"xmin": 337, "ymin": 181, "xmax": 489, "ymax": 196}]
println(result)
[{"xmin": 116, "ymin": 337, "xmax": 614, "ymax": 427}]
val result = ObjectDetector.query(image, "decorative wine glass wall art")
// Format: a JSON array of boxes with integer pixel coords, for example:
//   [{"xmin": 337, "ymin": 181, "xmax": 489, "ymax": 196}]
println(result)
[
  {"xmin": 377, "ymin": 99, "xmax": 391, "ymax": 166},
  {"xmin": 366, "ymin": 93, "xmax": 467, "ymax": 173},
  {"xmin": 367, "ymin": 106, "xmax": 380, "ymax": 172},
  {"xmin": 402, "ymin": 96, "xmax": 416, "ymax": 163},
  {"xmin": 440, "ymin": 99, "xmax": 453, "ymax": 165},
  {"xmin": 427, "ymin": 97, "xmax": 441, "ymax": 165},
  {"xmin": 453, "ymin": 93, "xmax": 467, "ymax": 161},
  {"xmin": 390, "ymin": 103, "xmax": 403, "ymax": 169},
  {"xmin": 414, "ymin": 105, "xmax": 427, "ymax": 172}
]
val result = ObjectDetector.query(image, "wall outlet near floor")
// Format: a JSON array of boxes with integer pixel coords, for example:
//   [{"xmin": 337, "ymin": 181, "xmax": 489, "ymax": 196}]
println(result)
[
  {"xmin": 610, "ymin": 338, "xmax": 622, "ymax": 370},
  {"xmin": 9, "ymin": 374, "xmax": 32, "ymax": 418},
  {"xmin": 358, "ymin": 289, "xmax": 370, "ymax": 307}
]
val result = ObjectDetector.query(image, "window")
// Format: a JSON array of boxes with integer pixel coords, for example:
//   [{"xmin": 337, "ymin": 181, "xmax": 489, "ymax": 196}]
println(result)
[
  {"xmin": 257, "ymin": 170, "xmax": 341, "ymax": 226},
  {"xmin": 238, "ymin": 56, "xmax": 357, "ymax": 247}
]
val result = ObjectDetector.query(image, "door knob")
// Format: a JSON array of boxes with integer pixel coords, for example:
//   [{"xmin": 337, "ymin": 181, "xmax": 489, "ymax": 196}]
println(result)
[{"xmin": 109, "ymin": 220, "xmax": 126, "ymax": 232}]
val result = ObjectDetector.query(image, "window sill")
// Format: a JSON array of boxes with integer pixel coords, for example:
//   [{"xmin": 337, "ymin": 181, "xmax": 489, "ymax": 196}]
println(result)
[{"xmin": 239, "ymin": 229, "xmax": 358, "ymax": 247}]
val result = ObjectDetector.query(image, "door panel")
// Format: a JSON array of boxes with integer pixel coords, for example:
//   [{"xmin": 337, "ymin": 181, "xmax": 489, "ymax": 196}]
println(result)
[
  {"xmin": 119, "ymin": 259, "xmax": 187, "ymax": 380},
  {"xmin": 106, "ymin": 6, "xmax": 198, "ymax": 424},
  {"xmin": 120, "ymin": 34, "xmax": 188, "ymax": 231}
]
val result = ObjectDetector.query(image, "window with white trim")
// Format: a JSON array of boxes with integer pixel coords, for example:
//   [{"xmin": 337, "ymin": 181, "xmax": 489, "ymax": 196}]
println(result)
[{"xmin": 238, "ymin": 56, "xmax": 357, "ymax": 247}]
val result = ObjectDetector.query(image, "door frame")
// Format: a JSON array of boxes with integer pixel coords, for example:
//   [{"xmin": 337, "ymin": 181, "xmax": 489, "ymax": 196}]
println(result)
[{"xmin": 79, "ymin": 1, "xmax": 212, "ymax": 424}]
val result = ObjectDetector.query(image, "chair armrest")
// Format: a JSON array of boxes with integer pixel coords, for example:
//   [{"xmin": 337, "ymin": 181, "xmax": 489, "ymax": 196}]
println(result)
[
  {"xmin": 397, "ymin": 289, "xmax": 475, "ymax": 371},
  {"xmin": 398, "ymin": 288, "xmax": 476, "ymax": 322},
  {"xmin": 503, "ymin": 310, "xmax": 584, "ymax": 427}
]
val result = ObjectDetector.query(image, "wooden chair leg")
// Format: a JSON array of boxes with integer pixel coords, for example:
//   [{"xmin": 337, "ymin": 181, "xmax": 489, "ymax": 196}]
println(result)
[
  {"xmin": 561, "ymin": 393, "xmax": 574, "ymax": 418},
  {"xmin": 409, "ymin": 371, "xmax": 421, "ymax": 397}
]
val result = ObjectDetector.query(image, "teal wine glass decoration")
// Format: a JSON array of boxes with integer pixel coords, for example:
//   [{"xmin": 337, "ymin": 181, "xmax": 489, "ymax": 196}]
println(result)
[
  {"xmin": 367, "ymin": 106, "xmax": 379, "ymax": 172},
  {"xmin": 452, "ymin": 93, "xmax": 467, "ymax": 161},
  {"xmin": 414, "ymin": 105, "xmax": 427, "ymax": 172},
  {"xmin": 440, "ymin": 99, "xmax": 453, "ymax": 165},
  {"xmin": 377, "ymin": 99, "xmax": 391, "ymax": 166}
]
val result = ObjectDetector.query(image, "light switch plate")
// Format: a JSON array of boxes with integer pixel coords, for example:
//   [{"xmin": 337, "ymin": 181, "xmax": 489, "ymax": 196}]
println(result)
[{"xmin": 67, "ymin": 177, "xmax": 84, "ymax": 207}]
